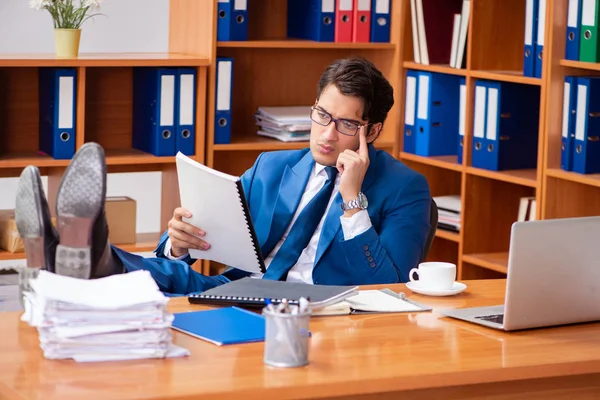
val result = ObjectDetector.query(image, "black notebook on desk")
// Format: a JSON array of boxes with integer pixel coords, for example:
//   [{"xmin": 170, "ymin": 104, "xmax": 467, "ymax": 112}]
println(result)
[{"xmin": 188, "ymin": 277, "xmax": 358, "ymax": 308}]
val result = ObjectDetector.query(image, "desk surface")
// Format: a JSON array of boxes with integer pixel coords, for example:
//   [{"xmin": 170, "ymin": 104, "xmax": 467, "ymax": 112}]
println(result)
[{"xmin": 2, "ymin": 279, "xmax": 600, "ymax": 400}]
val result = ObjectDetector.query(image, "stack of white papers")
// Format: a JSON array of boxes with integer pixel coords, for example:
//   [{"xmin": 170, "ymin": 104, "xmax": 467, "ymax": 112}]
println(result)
[
  {"xmin": 20, "ymin": 270, "xmax": 190, "ymax": 363},
  {"xmin": 433, "ymin": 195, "xmax": 461, "ymax": 233},
  {"xmin": 254, "ymin": 106, "xmax": 311, "ymax": 142}
]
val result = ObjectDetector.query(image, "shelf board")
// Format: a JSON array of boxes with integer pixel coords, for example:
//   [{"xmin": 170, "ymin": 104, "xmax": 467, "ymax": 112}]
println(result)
[
  {"xmin": 559, "ymin": 59, "xmax": 600, "ymax": 71},
  {"xmin": 0, "ymin": 53, "xmax": 209, "ymax": 67},
  {"xmin": 461, "ymin": 252, "xmax": 508, "ymax": 274},
  {"xmin": 400, "ymin": 152, "xmax": 463, "ymax": 172},
  {"xmin": 0, "ymin": 233, "xmax": 160, "ymax": 262},
  {"xmin": 546, "ymin": 168, "xmax": 600, "ymax": 188},
  {"xmin": 104, "ymin": 149, "xmax": 177, "ymax": 165},
  {"xmin": 0, "ymin": 153, "xmax": 70, "ymax": 169},
  {"xmin": 435, "ymin": 229, "xmax": 460, "ymax": 242},
  {"xmin": 213, "ymin": 135, "xmax": 311, "ymax": 151},
  {"xmin": 402, "ymin": 61, "xmax": 467, "ymax": 76},
  {"xmin": 217, "ymin": 40, "xmax": 395, "ymax": 50},
  {"xmin": 466, "ymin": 166, "xmax": 538, "ymax": 188},
  {"xmin": 470, "ymin": 70, "xmax": 542, "ymax": 86}
]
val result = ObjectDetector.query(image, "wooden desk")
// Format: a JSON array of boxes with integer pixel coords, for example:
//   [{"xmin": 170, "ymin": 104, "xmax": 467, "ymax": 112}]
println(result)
[{"xmin": 2, "ymin": 279, "xmax": 600, "ymax": 399}]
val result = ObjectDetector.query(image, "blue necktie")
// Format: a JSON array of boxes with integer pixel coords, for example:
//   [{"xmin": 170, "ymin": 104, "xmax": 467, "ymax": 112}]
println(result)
[{"xmin": 263, "ymin": 166, "xmax": 338, "ymax": 281}]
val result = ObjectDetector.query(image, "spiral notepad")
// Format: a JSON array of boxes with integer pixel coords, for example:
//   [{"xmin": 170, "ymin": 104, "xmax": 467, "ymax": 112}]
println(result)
[{"xmin": 175, "ymin": 153, "xmax": 265, "ymax": 274}]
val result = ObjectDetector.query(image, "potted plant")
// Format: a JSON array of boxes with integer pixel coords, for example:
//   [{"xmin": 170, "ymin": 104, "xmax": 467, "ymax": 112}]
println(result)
[{"xmin": 29, "ymin": 0, "xmax": 103, "ymax": 57}]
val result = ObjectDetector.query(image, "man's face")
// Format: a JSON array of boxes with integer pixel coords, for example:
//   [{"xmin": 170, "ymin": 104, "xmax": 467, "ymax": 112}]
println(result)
[{"xmin": 309, "ymin": 84, "xmax": 373, "ymax": 166}]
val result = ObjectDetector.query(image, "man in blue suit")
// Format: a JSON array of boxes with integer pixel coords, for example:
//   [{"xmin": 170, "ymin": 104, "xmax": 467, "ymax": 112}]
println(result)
[{"xmin": 15, "ymin": 56, "xmax": 431, "ymax": 296}]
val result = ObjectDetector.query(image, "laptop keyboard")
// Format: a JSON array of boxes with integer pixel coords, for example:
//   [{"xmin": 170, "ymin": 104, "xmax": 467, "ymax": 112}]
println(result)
[{"xmin": 475, "ymin": 314, "xmax": 504, "ymax": 325}]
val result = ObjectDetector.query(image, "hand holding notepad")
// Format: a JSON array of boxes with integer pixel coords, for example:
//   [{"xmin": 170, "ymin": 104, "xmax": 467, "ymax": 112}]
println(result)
[{"xmin": 175, "ymin": 153, "xmax": 266, "ymax": 274}]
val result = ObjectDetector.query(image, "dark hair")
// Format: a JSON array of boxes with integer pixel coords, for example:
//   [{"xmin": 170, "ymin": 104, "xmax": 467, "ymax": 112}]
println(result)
[{"xmin": 316, "ymin": 56, "xmax": 394, "ymax": 129}]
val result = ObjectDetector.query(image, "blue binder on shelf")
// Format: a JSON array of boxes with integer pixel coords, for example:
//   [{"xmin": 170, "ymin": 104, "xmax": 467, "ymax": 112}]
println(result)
[
  {"xmin": 403, "ymin": 70, "xmax": 419, "ymax": 154},
  {"xmin": 217, "ymin": 0, "xmax": 248, "ymax": 41},
  {"xmin": 371, "ymin": 0, "xmax": 391, "ymax": 42},
  {"xmin": 132, "ymin": 67, "xmax": 177, "ymax": 157},
  {"xmin": 573, "ymin": 77, "xmax": 600, "ymax": 174},
  {"xmin": 176, "ymin": 68, "xmax": 197, "ymax": 156},
  {"xmin": 458, "ymin": 78, "xmax": 467, "ymax": 164},
  {"xmin": 171, "ymin": 307, "xmax": 265, "ymax": 346},
  {"xmin": 471, "ymin": 81, "xmax": 488, "ymax": 169},
  {"xmin": 565, "ymin": 0, "xmax": 582, "ymax": 60},
  {"xmin": 534, "ymin": 0, "xmax": 546, "ymax": 78},
  {"xmin": 472, "ymin": 80, "xmax": 540, "ymax": 171},
  {"xmin": 287, "ymin": 0, "xmax": 335, "ymax": 42},
  {"xmin": 561, "ymin": 76, "xmax": 578, "ymax": 171},
  {"xmin": 523, "ymin": 0, "xmax": 538, "ymax": 78},
  {"xmin": 215, "ymin": 57, "xmax": 233, "ymax": 145},
  {"xmin": 414, "ymin": 71, "xmax": 461, "ymax": 157},
  {"xmin": 38, "ymin": 68, "xmax": 77, "ymax": 160}
]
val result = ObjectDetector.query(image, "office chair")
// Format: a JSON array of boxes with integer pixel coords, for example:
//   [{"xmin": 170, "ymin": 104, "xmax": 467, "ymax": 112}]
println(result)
[{"xmin": 420, "ymin": 198, "xmax": 438, "ymax": 263}]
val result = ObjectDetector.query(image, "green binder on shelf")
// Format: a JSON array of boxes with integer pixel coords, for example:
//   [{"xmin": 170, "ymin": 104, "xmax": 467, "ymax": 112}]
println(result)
[{"xmin": 580, "ymin": 0, "xmax": 600, "ymax": 62}]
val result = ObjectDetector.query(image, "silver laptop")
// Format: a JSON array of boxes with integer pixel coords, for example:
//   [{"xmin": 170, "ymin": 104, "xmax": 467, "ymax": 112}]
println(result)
[{"xmin": 439, "ymin": 216, "xmax": 600, "ymax": 331}]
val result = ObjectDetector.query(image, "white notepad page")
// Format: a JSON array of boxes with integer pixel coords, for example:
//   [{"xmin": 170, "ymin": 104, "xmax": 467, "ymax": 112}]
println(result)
[{"xmin": 175, "ymin": 153, "xmax": 263, "ymax": 273}]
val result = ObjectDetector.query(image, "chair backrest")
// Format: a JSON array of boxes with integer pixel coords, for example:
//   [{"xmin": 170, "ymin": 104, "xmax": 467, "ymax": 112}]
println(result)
[{"xmin": 421, "ymin": 198, "xmax": 438, "ymax": 263}]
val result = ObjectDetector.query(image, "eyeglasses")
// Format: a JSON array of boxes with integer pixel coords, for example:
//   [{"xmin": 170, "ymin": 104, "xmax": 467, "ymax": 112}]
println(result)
[{"xmin": 309, "ymin": 106, "xmax": 369, "ymax": 137}]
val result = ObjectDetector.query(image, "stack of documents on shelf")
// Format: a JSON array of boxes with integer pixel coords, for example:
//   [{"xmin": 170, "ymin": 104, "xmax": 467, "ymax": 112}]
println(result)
[
  {"xmin": 517, "ymin": 196, "xmax": 537, "ymax": 222},
  {"xmin": 254, "ymin": 106, "xmax": 311, "ymax": 142},
  {"xmin": 20, "ymin": 270, "xmax": 189, "ymax": 363},
  {"xmin": 434, "ymin": 195, "xmax": 461, "ymax": 233}
]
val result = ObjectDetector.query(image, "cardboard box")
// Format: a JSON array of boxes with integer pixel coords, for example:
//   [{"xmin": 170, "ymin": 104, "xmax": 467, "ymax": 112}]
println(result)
[
  {"xmin": 0, "ymin": 210, "xmax": 57, "ymax": 253},
  {"xmin": 105, "ymin": 197, "xmax": 137, "ymax": 245}
]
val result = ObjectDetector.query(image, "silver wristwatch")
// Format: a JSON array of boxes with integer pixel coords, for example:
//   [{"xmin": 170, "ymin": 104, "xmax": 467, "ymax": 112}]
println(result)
[{"xmin": 341, "ymin": 192, "xmax": 368, "ymax": 211}]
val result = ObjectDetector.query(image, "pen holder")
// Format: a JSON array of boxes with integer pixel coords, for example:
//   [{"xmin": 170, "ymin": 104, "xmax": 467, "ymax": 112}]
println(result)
[{"xmin": 262, "ymin": 306, "xmax": 311, "ymax": 368}]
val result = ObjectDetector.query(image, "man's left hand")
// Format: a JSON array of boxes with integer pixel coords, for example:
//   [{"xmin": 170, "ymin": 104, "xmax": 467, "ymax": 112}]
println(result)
[{"xmin": 336, "ymin": 125, "xmax": 370, "ymax": 206}]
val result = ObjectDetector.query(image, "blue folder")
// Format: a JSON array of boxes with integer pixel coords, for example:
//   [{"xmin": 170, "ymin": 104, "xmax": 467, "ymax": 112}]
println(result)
[
  {"xmin": 38, "ymin": 67, "xmax": 77, "ymax": 160},
  {"xmin": 561, "ymin": 76, "xmax": 577, "ymax": 171},
  {"xmin": 172, "ymin": 307, "xmax": 265, "ymax": 346},
  {"xmin": 573, "ymin": 77, "xmax": 600, "ymax": 174},
  {"xmin": 287, "ymin": 0, "xmax": 335, "ymax": 42},
  {"xmin": 217, "ymin": 0, "xmax": 248, "ymax": 41}
]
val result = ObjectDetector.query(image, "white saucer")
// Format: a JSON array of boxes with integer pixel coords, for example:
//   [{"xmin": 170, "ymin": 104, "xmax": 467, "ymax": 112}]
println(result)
[{"xmin": 405, "ymin": 281, "xmax": 467, "ymax": 297}]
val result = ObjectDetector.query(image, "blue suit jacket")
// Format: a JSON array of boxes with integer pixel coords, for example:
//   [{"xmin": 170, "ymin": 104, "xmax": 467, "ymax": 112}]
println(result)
[{"xmin": 155, "ymin": 144, "xmax": 431, "ymax": 285}]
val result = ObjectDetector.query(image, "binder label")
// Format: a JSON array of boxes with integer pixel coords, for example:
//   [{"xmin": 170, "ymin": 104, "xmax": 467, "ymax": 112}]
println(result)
[
  {"xmin": 405, "ymin": 76, "xmax": 417, "ymax": 125},
  {"xmin": 525, "ymin": 0, "xmax": 534, "ymax": 45},
  {"xmin": 322, "ymin": 0, "xmax": 335, "ymax": 13},
  {"xmin": 459, "ymin": 84, "xmax": 466, "ymax": 136},
  {"xmin": 375, "ymin": 0, "xmax": 390, "ymax": 14},
  {"xmin": 576, "ymin": 84, "xmax": 587, "ymax": 141},
  {"xmin": 417, "ymin": 74, "xmax": 429, "ymax": 120},
  {"xmin": 582, "ymin": 0, "xmax": 596, "ymax": 27},
  {"xmin": 473, "ymin": 85, "xmax": 486, "ymax": 138},
  {"xmin": 58, "ymin": 76, "xmax": 74, "ymax": 129},
  {"xmin": 180, "ymin": 73, "xmax": 195, "ymax": 126},
  {"xmin": 562, "ymin": 82, "xmax": 571, "ymax": 138},
  {"xmin": 339, "ymin": 0, "xmax": 352, "ymax": 11},
  {"xmin": 234, "ymin": 0, "xmax": 247, "ymax": 10},
  {"xmin": 486, "ymin": 88, "xmax": 498, "ymax": 141},
  {"xmin": 358, "ymin": 0, "xmax": 370, "ymax": 11},
  {"xmin": 537, "ymin": 0, "xmax": 546, "ymax": 46},
  {"xmin": 217, "ymin": 61, "xmax": 232, "ymax": 111},
  {"xmin": 568, "ymin": 0, "xmax": 580, "ymax": 27},
  {"xmin": 160, "ymin": 75, "xmax": 175, "ymax": 126}
]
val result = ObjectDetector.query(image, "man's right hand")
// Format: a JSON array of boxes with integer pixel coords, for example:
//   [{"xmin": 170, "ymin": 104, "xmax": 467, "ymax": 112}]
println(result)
[{"xmin": 167, "ymin": 207, "xmax": 211, "ymax": 258}]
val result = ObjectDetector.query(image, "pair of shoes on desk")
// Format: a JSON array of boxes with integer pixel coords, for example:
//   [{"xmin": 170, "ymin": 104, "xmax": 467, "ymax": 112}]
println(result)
[{"xmin": 15, "ymin": 142, "xmax": 122, "ymax": 280}]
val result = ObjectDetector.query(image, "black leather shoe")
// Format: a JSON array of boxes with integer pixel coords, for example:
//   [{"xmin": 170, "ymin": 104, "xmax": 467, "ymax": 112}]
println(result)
[
  {"xmin": 55, "ymin": 142, "xmax": 123, "ymax": 279},
  {"xmin": 15, "ymin": 165, "xmax": 59, "ymax": 272}
]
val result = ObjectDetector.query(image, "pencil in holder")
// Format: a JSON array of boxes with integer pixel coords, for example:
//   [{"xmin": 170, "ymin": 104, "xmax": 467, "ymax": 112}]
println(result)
[{"xmin": 262, "ymin": 305, "xmax": 311, "ymax": 368}]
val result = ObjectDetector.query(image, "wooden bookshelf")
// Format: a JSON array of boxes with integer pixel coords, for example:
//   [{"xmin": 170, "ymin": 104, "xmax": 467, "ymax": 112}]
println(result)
[{"xmin": 0, "ymin": 5, "xmax": 210, "ymax": 262}]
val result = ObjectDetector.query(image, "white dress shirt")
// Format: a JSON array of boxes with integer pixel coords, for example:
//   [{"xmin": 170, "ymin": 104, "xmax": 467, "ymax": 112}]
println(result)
[{"xmin": 164, "ymin": 162, "xmax": 372, "ymax": 284}]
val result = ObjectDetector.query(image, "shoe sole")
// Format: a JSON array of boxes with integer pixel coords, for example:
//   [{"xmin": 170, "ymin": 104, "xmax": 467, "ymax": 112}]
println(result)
[
  {"xmin": 55, "ymin": 143, "xmax": 106, "ymax": 279},
  {"xmin": 15, "ymin": 166, "xmax": 46, "ymax": 269}
]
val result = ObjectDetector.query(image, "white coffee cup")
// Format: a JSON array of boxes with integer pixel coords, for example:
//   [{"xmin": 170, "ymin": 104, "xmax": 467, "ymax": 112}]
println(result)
[{"xmin": 409, "ymin": 262, "xmax": 456, "ymax": 290}]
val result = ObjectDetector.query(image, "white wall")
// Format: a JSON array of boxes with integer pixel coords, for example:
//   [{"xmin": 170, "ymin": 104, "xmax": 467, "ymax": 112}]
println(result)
[
  {"xmin": 0, "ymin": 0, "xmax": 171, "ymax": 235},
  {"xmin": 0, "ymin": 0, "xmax": 170, "ymax": 53}
]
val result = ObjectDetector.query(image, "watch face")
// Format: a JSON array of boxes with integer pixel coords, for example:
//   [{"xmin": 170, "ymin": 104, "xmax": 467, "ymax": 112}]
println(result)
[{"xmin": 358, "ymin": 192, "xmax": 368, "ymax": 209}]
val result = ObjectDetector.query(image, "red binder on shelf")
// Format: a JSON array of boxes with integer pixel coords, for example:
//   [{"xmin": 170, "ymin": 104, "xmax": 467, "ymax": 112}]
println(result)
[
  {"xmin": 352, "ymin": 0, "xmax": 371, "ymax": 42},
  {"xmin": 335, "ymin": 0, "xmax": 354, "ymax": 42}
]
